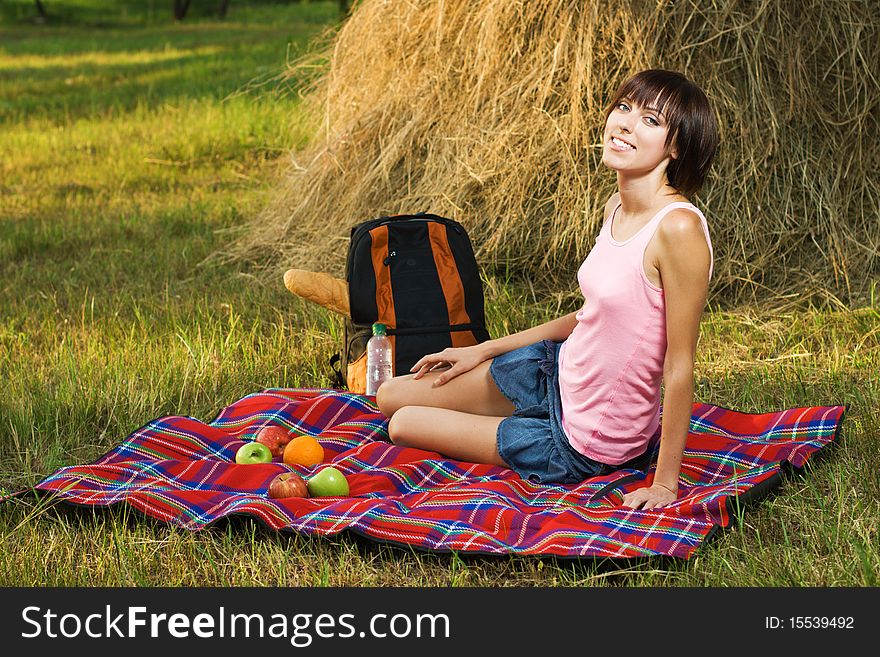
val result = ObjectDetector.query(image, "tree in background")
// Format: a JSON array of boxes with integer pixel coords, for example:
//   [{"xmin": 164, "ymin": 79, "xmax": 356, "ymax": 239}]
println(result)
[
  {"xmin": 174, "ymin": 1, "xmax": 230, "ymax": 20},
  {"xmin": 173, "ymin": 0, "xmax": 190, "ymax": 20},
  {"xmin": 33, "ymin": 0, "xmax": 48, "ymax": 22},
  {"xmin": 32, "ymin": 1, "xmax": 350, "ymax": 23}
]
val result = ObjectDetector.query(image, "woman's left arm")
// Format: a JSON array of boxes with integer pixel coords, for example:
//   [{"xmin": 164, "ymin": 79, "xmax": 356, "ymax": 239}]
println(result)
[{"xmin": 621, "ymin": 209, "xmax": 711, "ymax": 509}]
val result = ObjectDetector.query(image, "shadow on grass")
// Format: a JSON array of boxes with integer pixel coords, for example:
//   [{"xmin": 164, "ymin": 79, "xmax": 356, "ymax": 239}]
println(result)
[
  {"xmin": 1, "ymin": 2, "xmax": 339, "ymax": 122},
  {"xmin": 0, "ymin": 0, "xmax": 341, "ymax": 31}
]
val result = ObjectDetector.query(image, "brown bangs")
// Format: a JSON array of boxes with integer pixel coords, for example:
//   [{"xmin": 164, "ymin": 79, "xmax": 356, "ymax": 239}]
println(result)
[
  {"xmin": 604, "ymin": 70, "xmax": 719, "ymax": 196},
  {"xmin": 605, "ymin": 72, "xmax": 686, "ymax": 151}
]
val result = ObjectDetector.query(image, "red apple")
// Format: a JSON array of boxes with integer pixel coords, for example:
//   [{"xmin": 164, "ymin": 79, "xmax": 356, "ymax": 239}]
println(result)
[
  {"xmin": 255, "ymin": 425, "xmax": 293, "ymax": 458},
  {"xmin": 268, "ymin": 472, "xmax": 309, "ymax": 499}
]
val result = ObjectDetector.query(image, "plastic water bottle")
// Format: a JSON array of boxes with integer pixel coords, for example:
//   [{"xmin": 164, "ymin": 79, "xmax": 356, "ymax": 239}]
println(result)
[{"xmin": 366, "ymin": 323, "xmax": 393, "ymax": 396}]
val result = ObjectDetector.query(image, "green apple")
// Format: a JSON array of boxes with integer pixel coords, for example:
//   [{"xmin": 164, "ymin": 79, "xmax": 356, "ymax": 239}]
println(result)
[
  {"xmin": 307, "ymin": 466, "xmax": 349, "ymax": 497},
  {"xmin": 235, "ymin": 441, "xmax": 273, "ymax": 464}
]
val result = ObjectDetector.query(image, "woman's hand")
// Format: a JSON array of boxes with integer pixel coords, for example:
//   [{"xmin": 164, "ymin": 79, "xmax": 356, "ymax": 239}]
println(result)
[
  {"xmin": 410, "ymin": 344, "xmax": 490, "ymax": 387},
  {"xmin": 620, "ymin": 482, "xmax": 677, "ymax": 510}
]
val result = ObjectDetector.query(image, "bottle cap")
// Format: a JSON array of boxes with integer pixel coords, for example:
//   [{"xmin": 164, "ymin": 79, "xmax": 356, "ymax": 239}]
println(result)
[{"xmin": 372, "ymin": 323, "xmax": 387, "ymax": 336}]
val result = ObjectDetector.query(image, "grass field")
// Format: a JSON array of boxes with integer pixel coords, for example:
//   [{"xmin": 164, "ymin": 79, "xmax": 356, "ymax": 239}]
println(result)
[{"xmin": 1, "ymin": 0, "xmax": 878, "ymax": 586}]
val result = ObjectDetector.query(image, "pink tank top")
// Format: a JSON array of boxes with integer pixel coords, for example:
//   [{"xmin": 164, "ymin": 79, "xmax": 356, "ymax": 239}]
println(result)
[{"xmin": 557, "ymin": 201, "xmax": 713, "ymax": 465}]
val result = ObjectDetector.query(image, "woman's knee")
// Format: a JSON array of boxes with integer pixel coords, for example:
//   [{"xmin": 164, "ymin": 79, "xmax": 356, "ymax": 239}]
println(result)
[
  {"xmin": 386, "ymin": 406, "xmax": 418, "ymax": 445},
  {"xmin": 375, "ymin": 375, "xmax": 409, "ymax": 417}
]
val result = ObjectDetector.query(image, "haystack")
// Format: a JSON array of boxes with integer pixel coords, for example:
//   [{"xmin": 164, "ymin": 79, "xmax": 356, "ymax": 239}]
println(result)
[{"xmin": 228, "ymin": 0, "xmax": 880, "ymax": 311}]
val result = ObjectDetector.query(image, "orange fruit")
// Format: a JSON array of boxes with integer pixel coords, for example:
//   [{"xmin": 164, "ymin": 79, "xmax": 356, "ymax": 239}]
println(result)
[{"xmin": 283, "ymin": 435, "xmax": 324, "ymax": 467}]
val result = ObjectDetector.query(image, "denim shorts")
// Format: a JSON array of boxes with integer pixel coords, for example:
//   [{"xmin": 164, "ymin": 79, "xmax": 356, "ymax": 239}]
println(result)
[{"xmin": 489, "ymin": 340, "xmax": 653, "ymax": 485}]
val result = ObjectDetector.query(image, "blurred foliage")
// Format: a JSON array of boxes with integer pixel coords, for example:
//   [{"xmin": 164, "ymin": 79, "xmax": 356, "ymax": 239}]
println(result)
[{"xmin": 1, "ymin": 0, "xmax": 344, "ymax": 26}]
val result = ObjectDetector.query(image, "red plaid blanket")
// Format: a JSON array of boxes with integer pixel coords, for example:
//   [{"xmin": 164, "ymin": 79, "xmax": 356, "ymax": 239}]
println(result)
[{"xmin": 30, "ymin": 388, "xmax": 847, "ymax": 558}]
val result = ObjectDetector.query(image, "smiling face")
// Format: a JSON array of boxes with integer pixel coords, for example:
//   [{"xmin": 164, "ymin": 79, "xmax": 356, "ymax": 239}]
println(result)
[
  {"xmin": 601, "ymin": 97, "xmax": 676, "ymax": 177},
  {"xmin": 598, "ymin": 70, "xmax": 719, "ymax": 196}
]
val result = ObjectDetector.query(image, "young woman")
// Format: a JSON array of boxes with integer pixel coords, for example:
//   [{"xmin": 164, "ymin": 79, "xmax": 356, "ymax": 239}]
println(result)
[{"xmin": 375, "ymin": 69, "xmax": 718, "ymax": 510}]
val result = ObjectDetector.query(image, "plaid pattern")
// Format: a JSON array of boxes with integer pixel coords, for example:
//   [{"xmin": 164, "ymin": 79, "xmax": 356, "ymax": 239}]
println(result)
[{"xmin": 31, "ymin": 388, "xmax": 847, "ymax": 558}]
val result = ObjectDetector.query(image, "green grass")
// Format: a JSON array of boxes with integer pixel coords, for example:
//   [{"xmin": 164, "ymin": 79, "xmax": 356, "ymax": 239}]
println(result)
[{"xmin": 1, "ymin": 0, "xmax": 878, "ymax": 587}]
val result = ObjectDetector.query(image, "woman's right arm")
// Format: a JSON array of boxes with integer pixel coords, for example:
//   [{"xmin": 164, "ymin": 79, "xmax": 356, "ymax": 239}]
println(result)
[
  {"xmin": 411, "ymin": 193, "xmax": 614, "ymax": 384},
  {"xmin": 480, "ymin": 312, "xmax": 578, "ymax": 358},
  {"xmin": 410, "ymin": 311, "xmax": 578, "ymax": 382}
]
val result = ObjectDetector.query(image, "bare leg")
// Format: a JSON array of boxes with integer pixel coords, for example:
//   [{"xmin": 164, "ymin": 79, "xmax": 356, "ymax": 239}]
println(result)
[
  {"xmin": 375, "ymin": 359, "xmax": 515, "ymax": 418},
  {"xmin": 387, "ymin": 405, "xmax": 509, "ymax": 467}
]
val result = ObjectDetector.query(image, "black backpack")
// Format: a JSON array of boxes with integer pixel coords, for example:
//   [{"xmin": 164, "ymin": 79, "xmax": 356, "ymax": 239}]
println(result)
[{"xmin": 331, "ymin": 213, "xmax": 491, "ymax": 394}]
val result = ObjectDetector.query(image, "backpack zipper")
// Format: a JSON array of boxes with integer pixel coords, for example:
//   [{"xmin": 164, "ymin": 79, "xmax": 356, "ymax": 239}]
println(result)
[{"xmin": 346, "ymin": 215, "xmax": 467, "ymax": 278}]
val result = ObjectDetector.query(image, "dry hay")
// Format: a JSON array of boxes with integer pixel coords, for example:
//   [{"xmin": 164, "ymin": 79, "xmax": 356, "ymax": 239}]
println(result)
[{"xmin": 225, "ymin": 0, "xmax": 880, "ymax": 312}]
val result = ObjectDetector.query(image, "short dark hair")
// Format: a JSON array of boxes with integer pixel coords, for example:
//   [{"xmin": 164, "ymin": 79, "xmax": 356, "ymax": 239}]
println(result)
[{"xmin": 605, "ymin": 69, "xmax": 718, "ymax": 196}]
